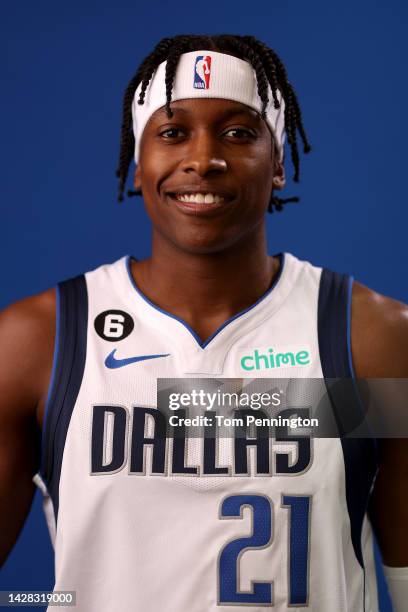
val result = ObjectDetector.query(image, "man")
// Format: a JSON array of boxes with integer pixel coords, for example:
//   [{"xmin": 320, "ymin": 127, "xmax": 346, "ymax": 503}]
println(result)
[{"xmin": 1, "ymin": 34, "xmax": 407, "ymax": 611}]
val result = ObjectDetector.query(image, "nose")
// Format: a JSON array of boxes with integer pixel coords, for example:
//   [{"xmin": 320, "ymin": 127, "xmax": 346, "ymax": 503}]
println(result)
[{"xmin": 180, "ymin": 129, "xmax": 227, "ymax": 177}]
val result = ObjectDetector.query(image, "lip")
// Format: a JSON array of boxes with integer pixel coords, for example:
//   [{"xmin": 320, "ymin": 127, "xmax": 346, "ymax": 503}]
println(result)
[{"xmin": 166, "ymin": 193, "xmax": 235, "ymax": 217}]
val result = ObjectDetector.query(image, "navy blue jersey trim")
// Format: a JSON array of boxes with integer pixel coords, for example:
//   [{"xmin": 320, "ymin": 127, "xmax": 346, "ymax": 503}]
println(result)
[
  {"xmin": 318, "ymin": 268, "xmax": 351, "ymax": 378},
  {"xmin": 41, "ymin": 284, "xmax": 61, "ymax": 453},
  {"xmin": 318, "ymin": 268, "xmax": 378, "ymax": 576},
  {"xmin": 346, "ymin": 275, "xmax": 357, "ymax": 379},
  {"xmin": 126, "ymin": 253, "xmax": 284, "ymax": 349},
  {"xmin": 40, "ymin": 274, "xmax": 88, "ymax": 519}
]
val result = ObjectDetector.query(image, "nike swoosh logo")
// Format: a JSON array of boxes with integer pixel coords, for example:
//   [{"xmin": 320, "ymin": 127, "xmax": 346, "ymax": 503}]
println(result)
[{"xmin": 105, "ymin": 349, "xmax": 170, "ymax": 369}]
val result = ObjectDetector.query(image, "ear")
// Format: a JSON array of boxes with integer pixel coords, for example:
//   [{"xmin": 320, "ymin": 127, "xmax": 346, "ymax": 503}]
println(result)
[
  {"xmin": 272, "ymin": 157, "xmax": 286, "ymax": 191},
  {"xmin": 133, "ymin": 165, "xmax": 142, "ymax": 192}
]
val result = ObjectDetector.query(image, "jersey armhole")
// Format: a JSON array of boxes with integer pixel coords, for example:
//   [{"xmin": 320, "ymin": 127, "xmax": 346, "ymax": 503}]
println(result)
[
  {"xmin": 39, "ymin": 274, "xmax": 88, "ymax": 520},
  {"xmin": 317, "ymin": 267, "xmax": 378, "ymax": 576},
  {"xmin": 347, "ymin": 275, "xmax": 357, "ymax": 379},
  {"xmin": 40, "ymin": 284, "xmax": 61, "ymax": 472}
]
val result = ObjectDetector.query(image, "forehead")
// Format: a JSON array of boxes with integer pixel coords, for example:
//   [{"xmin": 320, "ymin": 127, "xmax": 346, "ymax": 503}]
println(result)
[{"xmin": 146, "ymin": 98, "xmax": 262, "ymax": 125}]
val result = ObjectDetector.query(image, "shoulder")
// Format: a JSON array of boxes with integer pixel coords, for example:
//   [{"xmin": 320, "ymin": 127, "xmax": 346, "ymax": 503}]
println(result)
[
  {"xmin": 351, "ymin": 281, "xmax": 408, "ymax": 377},
  {"xmin": 0, "ymin": 288, "xmax": 56, "ymax": 421},
  {"xmin": 0, "ymin": 288, "xmax": 56, "ymax": 347}
]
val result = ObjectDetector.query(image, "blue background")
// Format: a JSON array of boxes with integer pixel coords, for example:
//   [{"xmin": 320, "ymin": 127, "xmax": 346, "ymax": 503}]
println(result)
[{"xmin": 2, "ymin": 1, "xmax": 407, "ymax": 610}]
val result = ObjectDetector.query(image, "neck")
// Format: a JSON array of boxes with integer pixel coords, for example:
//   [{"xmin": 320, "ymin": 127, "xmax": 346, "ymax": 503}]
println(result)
[{"xmin": 130, "ymin": 226, "xmax": 280, "ymax": 335}]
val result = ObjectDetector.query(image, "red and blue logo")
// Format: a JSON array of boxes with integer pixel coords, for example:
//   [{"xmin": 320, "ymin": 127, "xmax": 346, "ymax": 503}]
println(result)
[{"xmin": 193, "ymin": 55, "xmax": 212, "ymax": 89}]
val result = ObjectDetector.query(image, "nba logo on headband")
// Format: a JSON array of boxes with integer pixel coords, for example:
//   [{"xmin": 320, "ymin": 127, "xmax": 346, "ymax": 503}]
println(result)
[{"xmin": 193, "ymin": 55, "xmax": 211, "ymax": 89}]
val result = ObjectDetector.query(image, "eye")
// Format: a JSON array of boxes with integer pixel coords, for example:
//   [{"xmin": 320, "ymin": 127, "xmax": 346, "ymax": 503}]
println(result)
[
  {"xmin": 223, "ymin": 127, "xmax": 255, "ymax": 139},
  {"xmin": 159, "ymin": 127, "xmax": 184, "ymax": 139}
]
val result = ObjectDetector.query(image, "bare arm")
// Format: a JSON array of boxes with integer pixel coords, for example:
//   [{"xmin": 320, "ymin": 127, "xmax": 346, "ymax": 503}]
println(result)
[
  {"xmin": 0, "ymin": 289, "xmax": 55, "ymax": 566},
  {"xmin": 351, "ymin": 281, "xmax": 408, "ymax": 566}
]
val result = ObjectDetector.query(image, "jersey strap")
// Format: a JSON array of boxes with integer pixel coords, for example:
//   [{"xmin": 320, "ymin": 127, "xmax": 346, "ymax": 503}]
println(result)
[
  {"xmin": 40, "ymin": 274, "xmax": 88, "ymax": 519},
  {"xmin": 318, "ymin": 268, "xmax": 378, "ymax": 574}
]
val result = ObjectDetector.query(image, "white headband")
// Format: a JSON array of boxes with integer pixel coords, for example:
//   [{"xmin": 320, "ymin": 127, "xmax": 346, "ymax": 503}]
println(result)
[{"xmin": 131, "ymin": 50, "xmax": 286, "ymax": 163}]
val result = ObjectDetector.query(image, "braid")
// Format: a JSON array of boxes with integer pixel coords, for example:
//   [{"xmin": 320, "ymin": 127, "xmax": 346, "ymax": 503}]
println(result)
[
  {"xmin": 240, "ymin": 36, "xmax": 280, "ymax": 110},
  {"xmin": 137, "ymin": 38, "xmax": 173, "ymax": 105},
  {"xmin": 285, "ymin": 96, "xmax": 301, "ymax": 182},
  {"xmin": 116, "ymin": 33, "xmax": 311, "ymax": 211},
  {"xmin": 222, "ymin": 37, "xmax": 270, "ymax": 118},
  {"xmin": 268, "ymin": 195, "xmax": 299, "ymax": 213},
  {"xmin": 163, "ymin": 36, "xmax": 216, "ymax": 117},
  {"xmin": 164, "ymin": 42, "xmax": 187, "ymax": 118}
]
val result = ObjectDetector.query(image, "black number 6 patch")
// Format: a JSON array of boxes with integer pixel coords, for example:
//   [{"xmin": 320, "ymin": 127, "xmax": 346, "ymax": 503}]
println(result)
[{"xmin": 94, "ymin": 310, "xmax": 134, "ymax": 342}]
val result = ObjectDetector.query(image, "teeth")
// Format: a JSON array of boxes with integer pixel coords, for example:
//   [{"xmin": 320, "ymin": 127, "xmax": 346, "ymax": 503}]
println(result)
[{"xmin": 175, "ymin": 193, "xmax": 224, "ymax": 204}]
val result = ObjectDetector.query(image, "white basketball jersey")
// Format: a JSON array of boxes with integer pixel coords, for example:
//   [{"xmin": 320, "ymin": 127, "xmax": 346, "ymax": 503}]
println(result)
[{"xmin": 34, "ymin": 252, "xmax": 379, "ymax": 611}]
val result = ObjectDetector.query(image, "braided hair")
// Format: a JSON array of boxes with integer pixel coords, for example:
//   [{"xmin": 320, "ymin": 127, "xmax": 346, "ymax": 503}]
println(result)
[{"xmin": 116, "ymin": 34, "xmax": 311, "ymax": 213}]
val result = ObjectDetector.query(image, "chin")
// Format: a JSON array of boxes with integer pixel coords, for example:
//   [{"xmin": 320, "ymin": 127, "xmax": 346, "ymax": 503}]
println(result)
[{"xmin": 170, "ymin": 231, "xmax": 240, "ymax": 255}]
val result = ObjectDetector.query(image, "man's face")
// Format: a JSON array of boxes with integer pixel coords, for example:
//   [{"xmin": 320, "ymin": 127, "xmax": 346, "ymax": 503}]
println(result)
[{"xmin": 134, "ymin": 98, "xmax": 285, "ymax": 254}]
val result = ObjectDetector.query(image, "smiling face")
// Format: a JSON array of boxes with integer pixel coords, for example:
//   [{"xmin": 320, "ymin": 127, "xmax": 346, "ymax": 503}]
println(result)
[{"xmin": 133, "ymin": 97, "xmax": 285, "ymax": 255}]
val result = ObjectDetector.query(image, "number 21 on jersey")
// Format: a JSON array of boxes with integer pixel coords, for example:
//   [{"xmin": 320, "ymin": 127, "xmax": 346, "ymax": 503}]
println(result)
[{"xmin": 218, "ymin": 494, "xmax": 311, "ymax": 606}]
